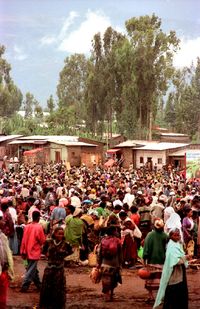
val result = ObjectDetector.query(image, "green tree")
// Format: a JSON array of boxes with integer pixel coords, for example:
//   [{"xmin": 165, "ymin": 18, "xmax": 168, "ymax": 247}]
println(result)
[
  {"xmin": 191, "ymin": 58, "xmax": 200, "ymax": 141},
  {"xmin": 0, "ymin": 45, "xmax": 22, "ymax": 117},
  {"xmin": 47, "ymin": 95, "xmax": 55, "ymax": 113},
  {"xmin": 125, "ymin": 14, "xmax": 179, "ymax": 139},
  {"xmin": 164, "ymin": 93, "xmax": 176, "ymax": 130},
  {"xmin": 85, "ymin": 28, "xmax": 124, "ymax": 136},
  {"xmin": 24, "ymin": 92, "xmax": 36, "ymax": 118},
  {"xmin": 57, "ymin": 53, "xmax": 89, "ymax": 123},
  {"xmin": 34, "ymin": 102, "xmax": 43, "ymax": 119}
]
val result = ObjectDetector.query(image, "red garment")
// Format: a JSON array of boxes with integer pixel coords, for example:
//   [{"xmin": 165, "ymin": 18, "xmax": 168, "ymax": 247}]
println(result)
[
  {"xmin": 0, "ymin": 271, "xmax": 9, "ymax": 309},
  {"xmin": 20, "ymin": 222, "xmax": 46, "ymax": 260},
  {"xmin": 122, "ymin": 234, "xmax": 137, "ymax": 262},
  {"xmin": 130, "ymin": 213, "xmax": 140, "ymax": 226},
  {"xmin": 2, "ymin": 211, "xmax": 14, "ymax": 237}
]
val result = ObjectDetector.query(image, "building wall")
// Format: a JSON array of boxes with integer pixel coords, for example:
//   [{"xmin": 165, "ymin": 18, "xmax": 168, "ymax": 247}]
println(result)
[
  {"xmin": 49, "ymin": 143, "xmax": 100, "ymax": 167},
  {"xmin": 121, "ymin": 148, "xmax": 134, "ymax": 168},
  {"xmin": 67, "ymin": 146, "xmax": 81, "ymax": 166},
  {"xmin": 79, "ymin": 137, "xmax": 104, "ymax": 162},
  {"xmin": 135, "ymin": 149, "xmax": 166, "ymax": 169},
  {"xmin": 49, "ymin": 143, "xmax": 68, "ymax": 163},
  {"xmin": 81, "ymin": 146, "xmax": 100, "ymax": 167}
]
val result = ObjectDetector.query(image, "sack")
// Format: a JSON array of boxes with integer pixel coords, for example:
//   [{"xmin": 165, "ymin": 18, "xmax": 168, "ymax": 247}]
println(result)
[
  {"xmin": 89, "ymin": 267, "xmax": 101, "ymax": 284},
  {"xmin": 98, "ymin": 216, "xmax": 109, "ymax": 228},
  {"xmin": 101, "ymin": 236, "xmax": 120, "ymax": 259}
]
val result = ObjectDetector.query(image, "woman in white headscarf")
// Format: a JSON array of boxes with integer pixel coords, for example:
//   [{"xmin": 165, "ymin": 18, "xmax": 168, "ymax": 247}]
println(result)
[
  {"xmin": 154, "ymin": 228, "xmax": 189, "ymax": 309},
  {"xmin": 164, "ymin": 213, "xmax": 183, "ymax": 243}
]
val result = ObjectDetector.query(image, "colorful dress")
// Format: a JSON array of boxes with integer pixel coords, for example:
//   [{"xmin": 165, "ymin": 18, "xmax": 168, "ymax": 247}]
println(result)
[{"xmin": 40, "ymin": 238, "xmax": 72, "ymax": 309}]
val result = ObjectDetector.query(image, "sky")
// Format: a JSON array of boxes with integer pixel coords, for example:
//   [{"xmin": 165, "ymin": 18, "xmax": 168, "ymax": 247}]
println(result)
[{"xmin": 1, "ymin": 0, "xmax": 200, "ymax": 107}]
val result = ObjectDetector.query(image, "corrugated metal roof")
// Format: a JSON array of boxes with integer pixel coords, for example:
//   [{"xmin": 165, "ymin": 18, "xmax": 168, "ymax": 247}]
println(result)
[
  {"xmin": 116, "ymin": 140, "xmax": 159, "ymax": 148},
  {"xmin": 9, "ymin": 136, "xmax": 97, "ymax": 147},
  {"xmin": 160, "ymin": 133, "xmax": 188, "ymax": 137},
  {"xmin": 169, "ymin": 148, "xmax": 200, "ymax": 156},
  {"xmin": 49, "ymin": 140, "xmax": 96, "ymax": 147},
  {"xmin": 9, "ymin": 140, "xmax": 47, "ymax": 145},
  {"xmin": 115, "ymin": 141, "xmax": 137, "ymax": 147},
  {"xmin": 0, "ymin": 135, "xmax": 23, "ymax": 143},
  {"xmin": 134, "ymin": 142, "xmax": 189, "ymax": 151},
  {"xmin": 18, "ymin": 135, "xmax": 79, "ymax": 142}
]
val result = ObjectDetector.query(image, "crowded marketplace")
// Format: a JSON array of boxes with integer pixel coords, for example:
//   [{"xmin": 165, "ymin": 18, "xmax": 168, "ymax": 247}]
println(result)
[{"xmin": 0, "ymin": 156, "xmax": 200, "ymax": 308}]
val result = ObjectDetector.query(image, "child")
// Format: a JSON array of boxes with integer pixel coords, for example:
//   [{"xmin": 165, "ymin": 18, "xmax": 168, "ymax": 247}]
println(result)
[{"xmin": 39, "ymin": 227, "xmax": 72, "ymax": 309}]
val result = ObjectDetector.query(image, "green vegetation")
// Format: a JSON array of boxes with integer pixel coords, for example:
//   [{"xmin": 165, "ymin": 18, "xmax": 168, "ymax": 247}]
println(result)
[{"xmin": 1, "ymin": 14, "xmax": 200, "ymax": 140}]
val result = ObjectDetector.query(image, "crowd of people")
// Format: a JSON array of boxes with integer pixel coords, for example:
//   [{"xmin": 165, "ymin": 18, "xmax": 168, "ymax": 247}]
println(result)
[{"xmin": 0, "ymin": 161, "xmax": 200, "ymax": 308}]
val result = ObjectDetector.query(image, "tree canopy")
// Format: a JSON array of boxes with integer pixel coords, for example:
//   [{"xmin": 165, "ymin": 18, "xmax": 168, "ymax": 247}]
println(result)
[
  {"xmin": 1, "ymin": 15, "xmax": 200, "ymax": 141},
  {"xmin": 0, "ymin": 45, "xmax": 22, "ymax": 118}
]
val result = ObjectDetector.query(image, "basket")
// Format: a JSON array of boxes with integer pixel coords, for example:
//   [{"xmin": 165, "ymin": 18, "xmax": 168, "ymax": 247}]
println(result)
[
  {"xmin": 89, "ymin": 267, "xmax": 101, "ymax": 284},
  {"xmin": 88, "ymin": 252, "xmax": 97, "ymax": 267}
]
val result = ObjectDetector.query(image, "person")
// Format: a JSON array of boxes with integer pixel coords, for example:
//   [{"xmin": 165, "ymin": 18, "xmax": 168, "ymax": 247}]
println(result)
[
  {"xmin": 64, "ymin": 208, "xmax": 83, "ymax": 263},
  {"xmin": 123, "ymin": 187, "xmax": 135, "ymax": 208},
  {"xmin": 150, "ymin": 195, "xmax": 166, "ymax": 223},
  {"xmin": 27, "ymin": 199, "xmax": 41, "ymax": 223},
  {"xmin": 154, "ymin": 228, "xmax": 189, "ymax": 309},
  {"xmin": 138, "ymin": 197, "xmax": 151, "ymax": 238},
  {"xmin": 39, "ymin": 227, "xmax": 72, "ymax": 309},
  {"xmin": 50, "ymin": 199, "xmax": 66, "ymax": 231},
  {"xmin": 97, "ymin": 225, "xmax": 122, "ymax": 301},
  {"xmin": 20, "ymin": 211, "xmax": 46, "ymax": 292},
  {"xmin": 142, "ymin": 218, "xmax": 168, "ymax": 302},
  {"xmin": 182, "ymin": 206, "xmax": 194, "ymax": 251},
  {"xmin": 130, "ymin": 205, "xmax": 140, "ymax": 226},
  {"xmin": 0, "ymin": 210, "xmax": 14, "ymax": 309},
  {"xmin": 0, "ymin": 198, "xmax": 14, "ymax": 241}
]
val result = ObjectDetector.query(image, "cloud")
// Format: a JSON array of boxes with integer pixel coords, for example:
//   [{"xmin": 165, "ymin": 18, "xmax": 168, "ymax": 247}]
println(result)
[
  {"xmin": 173, "ymin": 37, "xmax": 200, "ymax": 67},
  {"xmin": 40, "ymin": 36, "xmax": 56, "ymax": 45},
  {"xmin": 58, "ymin": 10, "xmax": 111, "ymax": 54},
  {"xmin": 13, "ymin": 45, "xmax": 28, "ymax": 61},
  {"xmin": 39, "ymin": 10, "xmax": 122, "ymax": 54},
  {"xmin": 58, "ymin": 11, "xmax": 79, "ymax": 40},
  {"xmin": 40, "ymin": 11, "xmax": 78, "ymax": 46}
]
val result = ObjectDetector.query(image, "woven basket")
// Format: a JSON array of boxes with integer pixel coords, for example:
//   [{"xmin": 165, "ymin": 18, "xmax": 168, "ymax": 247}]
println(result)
[{"xmin": 88, "ymin": 252, "xmax": 97, "ymax": 267}]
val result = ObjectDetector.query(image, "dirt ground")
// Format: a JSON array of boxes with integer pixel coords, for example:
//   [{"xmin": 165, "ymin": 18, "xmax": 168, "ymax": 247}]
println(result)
[{"xmin": 7, "ymin": 256, "xmax": 200, "ymax": 309}]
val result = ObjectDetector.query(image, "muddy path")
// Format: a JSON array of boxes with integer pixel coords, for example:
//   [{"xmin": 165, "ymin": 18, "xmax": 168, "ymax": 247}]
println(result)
[{"xmin": 7, "ymin": 256, "xmax": 200, "ymax": 309}]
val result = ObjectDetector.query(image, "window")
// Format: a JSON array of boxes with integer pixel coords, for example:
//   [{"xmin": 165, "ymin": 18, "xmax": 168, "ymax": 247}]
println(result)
[
  {"xmin": 158, "ymin": 158, "xmax": 162, "ymax": 164},
  {"xmin": 140, "ymin": 157, "xmax": 144, "ymax": 164},
  {"xmin": 72, "ymin": 151, "xmax": 75, "ymax": 156}
]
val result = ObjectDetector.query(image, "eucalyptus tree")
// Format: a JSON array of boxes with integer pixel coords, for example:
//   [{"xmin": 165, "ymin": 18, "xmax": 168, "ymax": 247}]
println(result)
[
  {"xmin": 85, "ymin": 28, "xmax": 124, "ymax": 136},
  {"xmin": 0, "ymin": 45, "xmax": 22, "ymax": 118},
  {"xmin": 125, "ymin": 14, "xmax": 179, "ymax": 139},
  {"xmin": 47, "ymin": 94, "xmax": 55, "ymax": 113},
  {"xmin": 57, "ymin": 53, "xmax": 89, "ymax": 125}
]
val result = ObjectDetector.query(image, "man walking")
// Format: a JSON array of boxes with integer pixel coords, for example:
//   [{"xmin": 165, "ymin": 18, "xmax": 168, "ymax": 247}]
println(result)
[{"xmin": 20, "ymin": 211, "xmax": 45, "ymax": 292}]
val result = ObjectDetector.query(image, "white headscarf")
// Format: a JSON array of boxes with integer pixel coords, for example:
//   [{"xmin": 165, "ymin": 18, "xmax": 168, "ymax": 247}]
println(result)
[
  {"xmin": 164, "ymin": 206, "xmax": 175, "ymax": 223},
  {"xmin": 164, "ymin": 213, "xmax": 183, "ymax": 242}
]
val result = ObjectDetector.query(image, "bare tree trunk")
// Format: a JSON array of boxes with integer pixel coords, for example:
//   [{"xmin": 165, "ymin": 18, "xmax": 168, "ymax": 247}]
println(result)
[
  {"xmin": 138, "ymin": 101, "xmax": 142, "ymax": 139},
  {"xmin": 149, "ymin": 110, "xmax": 152, "ymax": 141}
]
